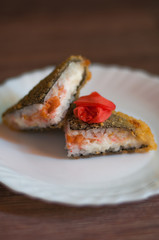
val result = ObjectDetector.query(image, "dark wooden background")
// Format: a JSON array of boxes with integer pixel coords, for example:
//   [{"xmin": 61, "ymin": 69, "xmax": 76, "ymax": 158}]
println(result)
[{"xmin": 0, "ymin": 0, "xmax": 159, "ymax": 239}]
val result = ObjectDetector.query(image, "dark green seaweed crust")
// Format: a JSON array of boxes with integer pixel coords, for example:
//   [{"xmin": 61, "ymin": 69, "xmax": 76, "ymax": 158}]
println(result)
[
  {"xmin": 69, "ymin": 144, "xmax": 148, "ymax": 159},
  {"xmin": 3, "ymin": 55, "xmax": 90, "ymax": 118},
  {"xmin": 68, "ymin": 110, "xmax": 136, "ymax": 133}
]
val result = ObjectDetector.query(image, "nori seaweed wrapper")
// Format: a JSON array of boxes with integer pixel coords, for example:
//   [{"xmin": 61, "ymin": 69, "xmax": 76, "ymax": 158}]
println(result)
[{"xmin": 68, "ymin": 110, "xmax": 136, "ymax": 133}]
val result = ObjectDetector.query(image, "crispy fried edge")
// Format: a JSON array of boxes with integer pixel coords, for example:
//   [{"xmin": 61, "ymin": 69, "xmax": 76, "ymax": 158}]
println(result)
[{"xmin": 116, "ymin": 112, "xmax": 157, "ymax": 152}]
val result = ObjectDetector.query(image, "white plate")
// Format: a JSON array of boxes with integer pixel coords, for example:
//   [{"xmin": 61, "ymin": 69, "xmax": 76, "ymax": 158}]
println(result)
[{"xmin": 0, "ymin": 64, "xmax": 159, "ymax": 206}]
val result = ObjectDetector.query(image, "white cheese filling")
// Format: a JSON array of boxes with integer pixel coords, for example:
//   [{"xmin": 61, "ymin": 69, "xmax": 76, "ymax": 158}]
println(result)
[{"xmin": 5, "ymin": 62, "xmax": 84, "ymax": 129}]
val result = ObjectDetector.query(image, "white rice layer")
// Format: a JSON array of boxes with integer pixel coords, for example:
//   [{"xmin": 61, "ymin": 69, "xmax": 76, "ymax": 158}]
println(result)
[
  {"xmin": 66, "ymin": 125, "xmax": 143, "ymax": 157},
  {"xmin": 5, "ymin": 62, "xmax": 84, "ymax": 129}
]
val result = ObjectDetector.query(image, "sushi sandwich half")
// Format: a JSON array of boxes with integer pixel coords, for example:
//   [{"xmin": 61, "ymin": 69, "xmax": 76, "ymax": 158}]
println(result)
[
  {"xmin": 3, "ymin": 55, "xmax": 91, "ymax": 130},
  {"xmin": 65, "ymin": 92, "xmax": 157, "ymax": 158}
]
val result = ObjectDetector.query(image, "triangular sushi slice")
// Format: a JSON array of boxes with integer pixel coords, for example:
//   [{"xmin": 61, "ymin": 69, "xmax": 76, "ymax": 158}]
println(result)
[
  {"xmin": 2, "ymin": 55, "xmax": 91, "ymax": 130},
  {"xmin": 65, "ymin": 108, "xmax": 157, "ymax": 158}
]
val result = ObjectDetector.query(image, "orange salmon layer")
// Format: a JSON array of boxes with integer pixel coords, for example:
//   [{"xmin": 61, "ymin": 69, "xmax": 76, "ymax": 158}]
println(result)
[
  {"xmin": 66, "ymin": 131, "xmax": 128, "ymax": 149},
  {"xmin": 23, "ymin": 86, "xmax": 66, "ymax": 123}
]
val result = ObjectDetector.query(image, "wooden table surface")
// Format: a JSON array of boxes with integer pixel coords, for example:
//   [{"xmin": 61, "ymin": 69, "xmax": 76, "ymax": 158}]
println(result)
[{"xmin": 0, "ymin": 0, "xmax": 159, "ymax": 239}]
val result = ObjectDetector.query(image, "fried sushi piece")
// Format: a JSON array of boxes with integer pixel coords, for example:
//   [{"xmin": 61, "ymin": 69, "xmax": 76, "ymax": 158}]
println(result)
[
  {"xmin": 65, "ymin": 111, "xmax": 157, "ymax": 158},
  {"xmin": 2, "ymin": 55, "xmax": 91, "ymax": 130}
]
